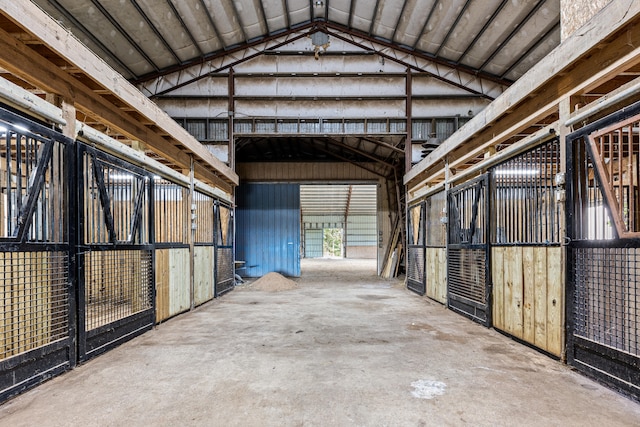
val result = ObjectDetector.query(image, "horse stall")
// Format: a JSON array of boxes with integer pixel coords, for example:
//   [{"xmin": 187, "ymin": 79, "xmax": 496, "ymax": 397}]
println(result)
[
  {"xmin": 490, "ymin": 138, "xmax": 564, "ymax": 357},
  {"xmin": 0, "ymin": 106, "xmax": 74, "ymax": 401},
  {"xmin": 154, "ymin": 179, "xmax": 190, "ymax": 322},
  {"xmin": 0, "ymin": 96, "xmax": 234, "ymax": 400},
  {"xmin": 425, "ymin": 191, "xmax": 447, "ymax": 303},
  {"xmin": 566, "ymin": 101, "xmax": 640, "ymax": 400}
]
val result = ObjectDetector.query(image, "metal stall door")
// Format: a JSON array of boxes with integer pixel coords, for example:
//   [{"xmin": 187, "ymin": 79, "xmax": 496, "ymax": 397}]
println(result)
[
  {"xmin": 447, "ymin": 175, "xmax": 491, "ymax": 326},
  {"xmin": 0, "ymin": 107, "xmax": 74, "ymax": 401},
  {"xmin": 214, "ymin": 201, "xmax": 234, "ymax": 297},
  {"xmin": 76, "ymin": 144, "xmax": 154, "ymax": 362},
  {"xmin": 407, "ymin": 201, "xmax": 426, "ymax": 295},
  {"xmin": 566, "ymin": 103, "xmax": 640, "ymax": 400}
]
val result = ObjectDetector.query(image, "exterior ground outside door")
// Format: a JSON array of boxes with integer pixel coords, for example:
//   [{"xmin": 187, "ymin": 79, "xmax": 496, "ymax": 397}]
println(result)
[
  {"xmin": 566, "ymin": 102, "xmax": 640, "ymax": 400},
  {"xmin": 447, "ymin": 174, "xmax": 491, "ymax": 326},
  {"xmin": 0, "ymin": 106, "xmax": 75, "ymax": 401},
  {"xmin": 76, "ymin": 143, "xmax": 155, "ymax": 362}
]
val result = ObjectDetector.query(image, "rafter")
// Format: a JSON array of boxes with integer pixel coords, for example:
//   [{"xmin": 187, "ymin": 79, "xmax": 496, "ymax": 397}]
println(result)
[
  {"xmin": 133, "ymin": 22, "xmax": 316, "ymax": 88},
  {"xmin": 45, "ymin": 0, "xmax": 135, "ymax": 77},
  {"xmin": 130, "ymin": 0, "xmax": 181, "ymax": 65},
  {"xmin": 478, "ymin": 0, "xmax": 546, "ymax": 72},
  {"xmin": 138, "ymin": 21, "xmax": 507, "ymax": 99},
  {"xmin": 324, "ymin": 26, "xmax": 504, "ymax": 100},
  {"xmin": 165, "ymin": 0, "xmax": 204, "ymax": 57},
  {"xmin": 434, "ymin": 0, "xmax": 472, "ymax": 57},
  {"xmin": 229, "ymin": 0, "xmax": 249, "ymax": 43},
  {"xmin": 500, "ymin": 21, "xmax": 560, "ymax": 80},
  {"xmin": 257, "ymin": 0, "xmax": 269, "ymax": 34},
  {"xmin": 88, "ymin": 0, "xmax": 159, "ymax": 72},
  {"xmin": 140, "ymin": 28, "xmax": 316, "ymax": 96},
  {"xmin": 197, "ymin": 0, "xmax": 224, "ymax": 50},
  {"xmin": 368, "ymin": 0, "xmax": 382, "ymax": 35},
  {"xmin": 412, "ymin": 0, "xmax": 440, "ymax": 49},
  {"xmin": 391, "ymin": 0, "xmax": 410, "ymax": 42},
  {"xmin": 455, "ymin": 0, "xmax": 508, "ymax": 65}
]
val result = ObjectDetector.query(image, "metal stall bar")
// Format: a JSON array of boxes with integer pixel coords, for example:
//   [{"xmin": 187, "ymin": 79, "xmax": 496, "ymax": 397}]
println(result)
[
  {"xmin": 566, "ymin": 100, "xmax": 640, "ymax": 401},
  {"xmin": 406, "ymin": 201, "xmax": 426, "ymax": 295},
  {"xmin": 447, "ymin": 174, "xmax": 491, "ymax": 326},
  {"xmin": 76, "ymin": 143, "xmax": 154, "ymax": 362},
  {"xmin": 0, "ymin": 105, "xmax": 74, "ymax": 402}
]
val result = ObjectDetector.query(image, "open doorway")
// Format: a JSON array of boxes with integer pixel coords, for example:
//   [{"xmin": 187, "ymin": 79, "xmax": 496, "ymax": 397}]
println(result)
[
  {"xmin": 323, "ymin": 228, "xmax": 343, "ymax": 258},
  {"xmin": 300, "ymin": 184, "xmax": 377, "ymax": 273}
]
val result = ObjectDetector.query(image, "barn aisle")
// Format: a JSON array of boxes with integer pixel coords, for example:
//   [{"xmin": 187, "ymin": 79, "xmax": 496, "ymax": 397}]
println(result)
[{"xmin": 1, "ymin": 259, "xmax": 638, "ymax": 426}]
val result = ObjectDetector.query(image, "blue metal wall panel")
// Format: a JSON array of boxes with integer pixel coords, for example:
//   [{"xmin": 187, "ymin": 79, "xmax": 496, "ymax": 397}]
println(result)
[{"xmin": 236, "ymin": 183, "xmax": 301, "ymax": 277}]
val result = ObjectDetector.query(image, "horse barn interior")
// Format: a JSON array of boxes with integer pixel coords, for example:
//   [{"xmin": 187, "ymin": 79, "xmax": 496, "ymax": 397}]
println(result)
[{"xmin": 2, "ymin": 0, "xmax": 640, "ymax": 424}]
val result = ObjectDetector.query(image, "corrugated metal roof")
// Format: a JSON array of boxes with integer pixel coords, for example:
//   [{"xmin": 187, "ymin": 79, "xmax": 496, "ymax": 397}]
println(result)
[
  {"xmin": 31, "ymin": 0, "xmax": 560, "ymax": 84},
  {"xmin": 300, "ymin": 184, "xmax": 376, "ymax": 216}
]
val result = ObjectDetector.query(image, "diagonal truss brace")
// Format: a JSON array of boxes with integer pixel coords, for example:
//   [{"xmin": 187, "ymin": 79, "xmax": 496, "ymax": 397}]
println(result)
[
  {"xmin": 138, "ymin": 28, "xmax": 315, "ymax": 97},
  {"xmin": 137, "ymin": 25, "xmax": 508, "ymax": 100},
  {"xmin": 326, "ymin": 29, "xmax": 506, "ymax": 100}
]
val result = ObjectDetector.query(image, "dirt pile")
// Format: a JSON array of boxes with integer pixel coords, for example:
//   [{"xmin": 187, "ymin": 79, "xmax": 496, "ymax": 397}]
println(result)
[{"xmin": 250, "ymin": 272, "xmax": 298, "ymax": 292}]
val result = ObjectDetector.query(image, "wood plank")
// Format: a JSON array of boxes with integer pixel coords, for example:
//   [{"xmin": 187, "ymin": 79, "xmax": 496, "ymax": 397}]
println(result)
[
  {"xmin": 169, "ymin": 248, "xmax": 191, "ymax": 317},
  {"xmin": 155, "ymin": 249, "xmax": 171, "ymax": 322},
  {"xmin": 522, "ymin": 247, "xmax": 535, "ymax": 344},
  {"xmin": 533, "ymin": 247, "xmax": 549, "ymax": 351},
  {"xmin": 0, "ymin": 26, "xmax": 234, "ymax": 191},
  {"xmin": 0, "ymin": 253, "xmax": 7, "ymax": 357},
  {"xmin": 546, "ymin": 247, "xmax": 564, "ymax": 357},
  {"xmin": 405, "ymin": 0, "xmax": 640, "ymax": 188},
  {"xmin": 437, "ymin": 247, "xmax": 447, "ymax": 303},
  {"xmin": 193, "ymin": 246, "xmax": 214, "ymax": 306},
  {"xmin": 492, "ymin": 246, "xmax": 504, "ymax": 331},
  {"xmin": 0, "ymin": 2, "xmax": 238, "ymax": 185},
  {"xmin": 425, "ymin": 248, "xmax": 435, "ymax": 300},
  {"xmin": 504, "ymin": 246, "xmax": 524, "ymax": 339}
]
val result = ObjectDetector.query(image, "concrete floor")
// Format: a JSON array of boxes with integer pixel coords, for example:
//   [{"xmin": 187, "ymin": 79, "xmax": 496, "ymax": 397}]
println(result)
[{"xmin": 1, "ymin": 258, "xmax": 640, "ymax": 426}]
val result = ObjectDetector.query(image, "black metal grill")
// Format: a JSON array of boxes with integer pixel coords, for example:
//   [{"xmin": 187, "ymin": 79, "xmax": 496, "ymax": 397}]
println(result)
[
  {"xmin": 448, "ymin": 248, "xmax": 487, "ymax": 304},
  {"xmin": 407, "ymin": 247, "xmax": 425, "ymax": 294},
  {"xmin": 84, "ymin": 250, "xmax": 153, "ymax": 331},
  {"xmin": 215, "ymin": 203, "xmax": 234, "ymax": 297},
  {"xmin": 447, "ymin": 175, "xmax": 490, "ymax": 325},
  {"xmin": 216, "ymin": 247, "xmax": 234, "ymax": 296},
  {"xmin": 566, "ymin": 101, "xmax": 640, "ymax": 401},
  {"xmin": 407, "ymin": 202, "xmax": 425, "ymax": 295},
  {"xmin": 0, "ymin": 106, "xmax": 74, "ymax": 402},
  {"xmin": 574, "ymin": 247, "xmax": 640, "ymax": 356},
  {"xmin": 491, "ymin": 138, "xmax": 561, "ymax": 245}
]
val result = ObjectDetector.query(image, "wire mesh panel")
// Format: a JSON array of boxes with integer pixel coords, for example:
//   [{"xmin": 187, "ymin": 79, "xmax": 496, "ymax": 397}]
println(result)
[
  {"xmin": 407, "ymin": 202, "xmax": 425, "ymax": 295},
  {"xmin": 84, "ymin": 250, "xmax": 153, "ymax": 331},
  {"xmin": 566, "ymin": 102, "xmax": 640, "ymax": 400},
  {"xmin": 447, "ymin": 175, "xmax": 490, "ymax": 325},
  {"xmin": 77, "ymin": 144, "xmax": 154, "ymax": 362},
  {"xmin": 215, "ymin": 202, "xmax": 234, "ymax": 297},
  {"xmin": 0, "ymin": 106, "xmax": 73, "ymax": 402},
  {"xmin": 574, "ymin": 248, "xmax": 640, "ymax": 356}
]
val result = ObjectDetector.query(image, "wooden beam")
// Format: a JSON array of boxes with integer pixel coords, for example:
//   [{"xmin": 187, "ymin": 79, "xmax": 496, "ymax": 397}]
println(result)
[
  {"xmin": 0, "ymin": 25, "xmax": 234, "ymax": 191},
  {"xmin": 405, "ymin": 0, "xmax": 640, "ymax": 188},
  {"xmin": 0, "ymin": 1, "xmax": 238, "ymax": 186}
]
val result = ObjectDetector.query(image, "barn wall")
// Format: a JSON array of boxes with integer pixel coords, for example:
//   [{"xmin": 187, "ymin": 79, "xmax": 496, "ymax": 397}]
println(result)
[{"xmin": 236, "ymin": 183, "xmax": 301, "ymax": 277}]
